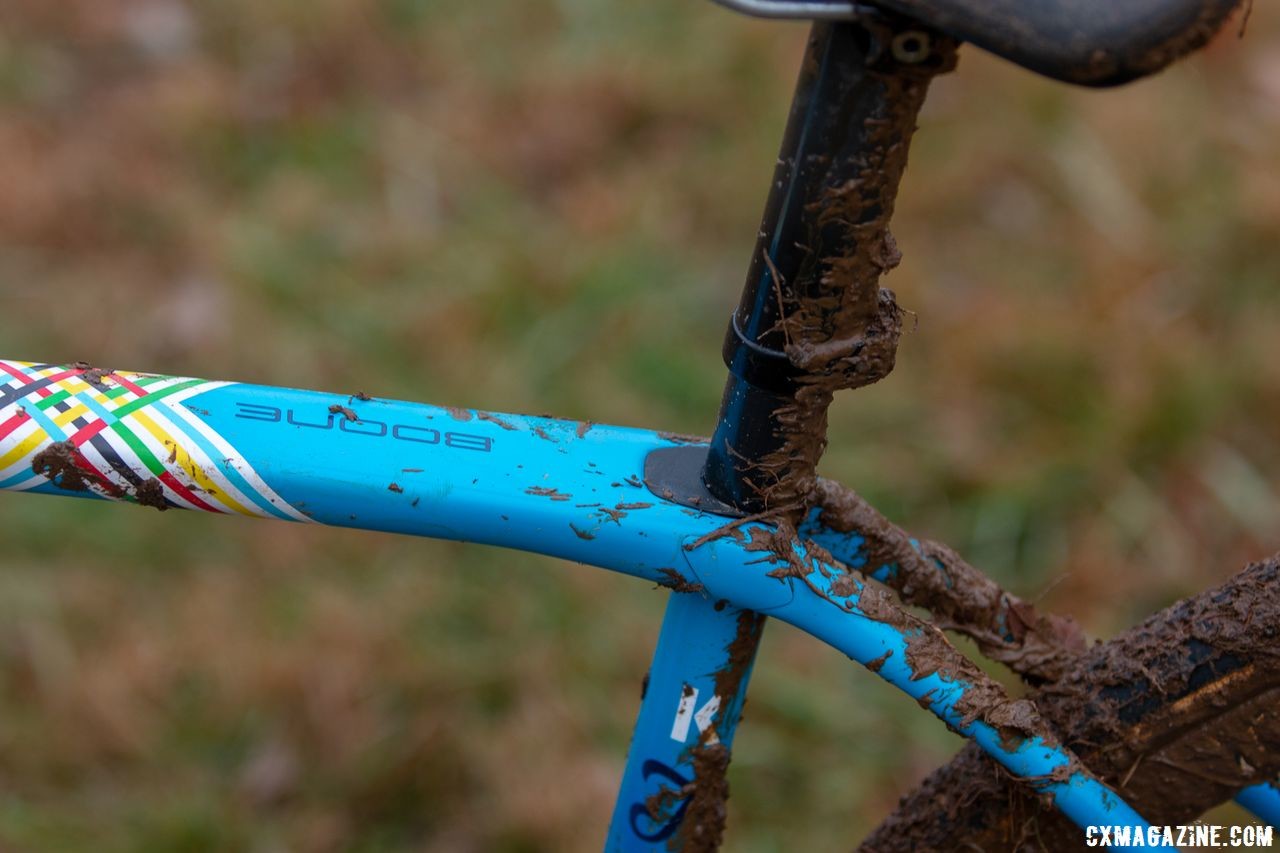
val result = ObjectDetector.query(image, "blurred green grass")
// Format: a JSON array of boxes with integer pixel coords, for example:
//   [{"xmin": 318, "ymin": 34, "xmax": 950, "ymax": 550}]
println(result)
[{"xmin": 1, "ymin": 0, "xmax": 1279, "ymax": 849}]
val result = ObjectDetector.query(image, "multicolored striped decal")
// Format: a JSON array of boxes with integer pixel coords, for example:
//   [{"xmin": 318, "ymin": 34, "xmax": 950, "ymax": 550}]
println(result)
[{"xmin": 0, "ymin": 360, "xmax": 308, "ymax": 521}]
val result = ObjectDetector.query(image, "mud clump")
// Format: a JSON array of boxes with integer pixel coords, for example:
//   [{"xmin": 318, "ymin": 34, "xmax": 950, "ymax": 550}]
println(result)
[
  {"xmin": 657, "ymin": 568, "xmax": 705, "ymax": 595},
  {"xmin": 815, "ymin": 478, "xmax": 1085, "ymax": 683},
  {"xmin": 32, "ymin": 441, "xmax": 93, "ymax": 492},
  {"xmin": 669, "ymin": 612, "xmax": 764, "ymax": 851},
  {"xmin": 866, "ymin": 650, "xmax": 893, "ymax": 673},
  {"xmin": 477, "ymin": 412, "xmax": 517, "ymax": 431},
  {"xmin": 862, "ymin": 556, "xmax": 1280, "ymax": 852},
  {"xmin": 659, "ymin": 431, "xmax": 709, "ymax": 445},
  {"xmin": 713, "ymin": 611, "xmax": 766, "ymax": 707},
  {"xmin": 526, "ymin": 486, "xmax": 571, "ymax": 501},
  {"xmin": 754, "ymin": 291, "xmax": 907, "ymax": 514},
  {"xmin": 73, "ymin": 361, "xmax": 114, "ymax": 391},
  {"xmin": 980, "ymin": 699, "xmax": 1042, "ymax": 752},
  {"xmin": 673, "ymin": 741, "xmax": 731, "ymax": 853},
  {"xmin": 134, "ymin": 477, "xmax": 169, "ymax": 511}
]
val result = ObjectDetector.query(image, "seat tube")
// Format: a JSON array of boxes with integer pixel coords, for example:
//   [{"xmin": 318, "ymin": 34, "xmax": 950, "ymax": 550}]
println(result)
[
  {"xmin": 703, "ymin": 16, "xmax": 957, "ymax": 514},
  {"xmin": 605, "ymin": 594, "xmax": 765, "ymax": 851}
]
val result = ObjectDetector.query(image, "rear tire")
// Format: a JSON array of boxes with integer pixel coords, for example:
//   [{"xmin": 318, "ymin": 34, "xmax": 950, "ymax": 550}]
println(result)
[{"xmin": 860, "ymin": 556, "xmax": 1280, "ymax": 851}]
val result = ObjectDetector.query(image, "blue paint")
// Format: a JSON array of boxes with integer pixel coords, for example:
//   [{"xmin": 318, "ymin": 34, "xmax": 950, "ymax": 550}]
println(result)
[
  {"xmin": 679, "ymin": 526, "xmax": 1151, "ymax": 834},
  {"xmin": 606, "ymin": 594, "xmax": 763, "ymax": 850},
  {"xmin": 8, "ymin": 376, "xmax": 1154, "ymax": 841},
  {"xmin": 1237, "ymin": 782, "xmax": 1280, "ymax": 828},
  {"xmin": 188, "ymin": 384, "xmax": 705, "ymax": 581}
]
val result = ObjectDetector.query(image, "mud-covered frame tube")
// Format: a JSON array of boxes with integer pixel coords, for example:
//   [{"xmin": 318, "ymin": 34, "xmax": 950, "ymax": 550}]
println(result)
[{"xmin": 0, "ymin": 360, "xmax": 1169, "ymax": 845}]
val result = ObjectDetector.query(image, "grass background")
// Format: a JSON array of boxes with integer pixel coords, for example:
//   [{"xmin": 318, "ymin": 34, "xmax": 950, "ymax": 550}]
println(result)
[{"xmin": 1, "ymin": 1, "xmax": 1278, "ymax": 849}]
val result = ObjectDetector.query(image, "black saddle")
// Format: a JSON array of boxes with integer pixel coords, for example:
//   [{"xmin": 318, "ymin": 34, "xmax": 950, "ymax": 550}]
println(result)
[{"xmin": 711, "ymin": 0, "xmax": 1242, "ymax": 87}]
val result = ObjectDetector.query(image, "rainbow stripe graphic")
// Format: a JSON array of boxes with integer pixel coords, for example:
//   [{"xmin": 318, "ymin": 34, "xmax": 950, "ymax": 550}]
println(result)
[{"xmin": 0, "ymin": 360, "xmax": 308, "ymax": 521}]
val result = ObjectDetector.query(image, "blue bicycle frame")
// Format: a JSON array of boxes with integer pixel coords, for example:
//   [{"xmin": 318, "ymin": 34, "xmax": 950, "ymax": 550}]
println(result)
[
  {"xmin": 3, "ymin": 2, "xmax": 1274, "ymax": 848},
  {"xmin": 7, "ymin": 358, "xmax": 1274, "ymax": 847}
]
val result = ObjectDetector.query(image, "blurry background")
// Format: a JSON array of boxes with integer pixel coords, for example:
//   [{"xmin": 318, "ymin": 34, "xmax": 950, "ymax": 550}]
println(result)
[{"xmin": 1, "ymin": 0, "xmax": 1278, "ymax": 850}]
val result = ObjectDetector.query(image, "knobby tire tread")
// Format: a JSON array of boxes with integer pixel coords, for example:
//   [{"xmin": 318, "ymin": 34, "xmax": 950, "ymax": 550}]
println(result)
[{"xmin": 859, "ymin": 556, "xmax": 1280, "ymax": 852}]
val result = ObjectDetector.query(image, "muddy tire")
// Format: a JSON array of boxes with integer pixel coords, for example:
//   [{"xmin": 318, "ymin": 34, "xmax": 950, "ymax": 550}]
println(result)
[{"xmin": 860, "ymin": 556, "xmax": 1280, "ymax": 852}]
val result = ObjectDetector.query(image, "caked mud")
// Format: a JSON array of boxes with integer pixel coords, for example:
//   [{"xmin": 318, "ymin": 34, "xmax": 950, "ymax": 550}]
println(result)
[
  {"xmin": 815, "ymin": 479, "xmax": 1086, "ymax": 684},
  {"xmin": 862, "ymin": 557, "xmax": 1280, "ymax": 851}
]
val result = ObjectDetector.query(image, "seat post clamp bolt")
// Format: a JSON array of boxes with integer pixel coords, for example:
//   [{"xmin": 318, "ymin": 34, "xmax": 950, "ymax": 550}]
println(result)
[{"xmin": 891, "ymin": 30, "xmax": 931, "ymax": 64}]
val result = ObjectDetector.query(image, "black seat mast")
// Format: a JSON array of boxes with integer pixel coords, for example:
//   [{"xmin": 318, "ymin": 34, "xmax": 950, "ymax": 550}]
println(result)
[{"xmin": 711, "ymin": 0, "xmax": 1243, "ymax": 87}]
